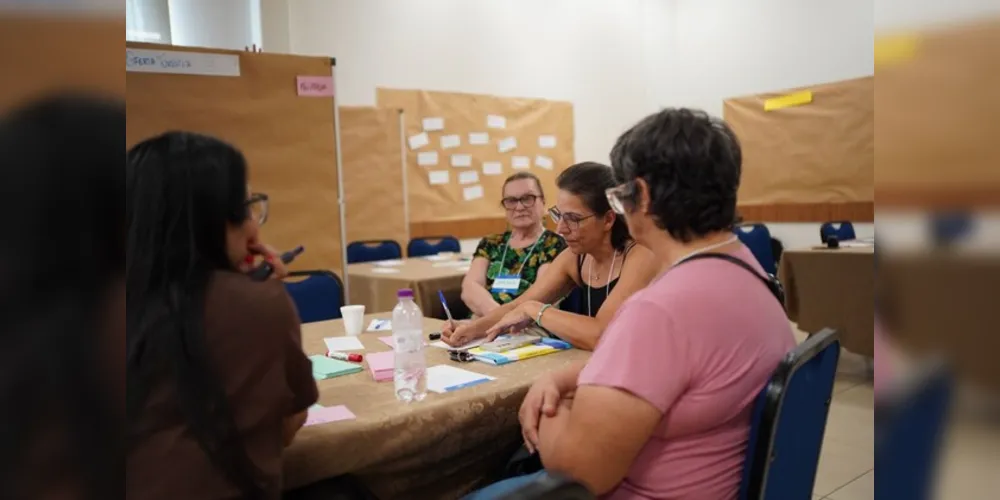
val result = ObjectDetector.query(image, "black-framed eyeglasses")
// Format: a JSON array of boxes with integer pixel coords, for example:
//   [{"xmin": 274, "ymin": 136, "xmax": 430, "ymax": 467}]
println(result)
[
  {"xmin": 501, "ymin": 194, "xmax": 540, "ymax": 210},
  {"xmin": 548, "ymin": 207, "xmax": 595, "ymax": 230},
  {"xmin": 245, "ymin": 193, "xmax": 269, "ymax": 225}
]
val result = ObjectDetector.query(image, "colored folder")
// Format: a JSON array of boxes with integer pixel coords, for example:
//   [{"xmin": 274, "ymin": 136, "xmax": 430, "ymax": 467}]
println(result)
[
  {"xmin": 468, "ymin": 338, "xmax": 572, "ymax": 366},
  {"xmin": 310, "ymin": 355, "xmax": 363, "ymax": 380}
]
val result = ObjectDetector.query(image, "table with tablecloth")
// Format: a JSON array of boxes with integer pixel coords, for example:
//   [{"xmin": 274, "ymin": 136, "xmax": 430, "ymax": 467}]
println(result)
[
  {"xmin": 779, "ymin": 247, "xmax": 875, "ymax": 357},
  {"xmin": 284, "ymin": 314, "xmax": 590, "ymax": 499},
  {"xmin": 347, "ymin": 255, "xmax": 471, "ymax": 318}
]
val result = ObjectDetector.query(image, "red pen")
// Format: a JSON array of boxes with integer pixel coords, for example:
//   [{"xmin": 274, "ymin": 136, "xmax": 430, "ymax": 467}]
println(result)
[{"xmin": 327, "ymin": 351, "xmax": 363, "ymax": 363}]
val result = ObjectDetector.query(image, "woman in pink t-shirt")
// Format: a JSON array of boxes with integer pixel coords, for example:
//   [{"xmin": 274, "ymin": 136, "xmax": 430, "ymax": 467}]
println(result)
[{"xmin": 465, "ymin": 109, "xmax": 796, "ymax": 500}]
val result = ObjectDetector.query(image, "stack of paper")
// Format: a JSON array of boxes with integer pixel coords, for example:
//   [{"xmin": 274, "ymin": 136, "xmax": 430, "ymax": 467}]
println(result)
[
  {"xmin": 310, "ymin": 355, "xmax": 363, "ymax": 380},
  {"xmin": 366, "ymin": 351, "xmax": 395, "ymax": 382},
  {"xmin": 468, "ymin": 338, "xmax": 572, "ymax": 366},
  {"xmin": 426, "ymin": 365, "xmax": 495, "ymax": 393}
]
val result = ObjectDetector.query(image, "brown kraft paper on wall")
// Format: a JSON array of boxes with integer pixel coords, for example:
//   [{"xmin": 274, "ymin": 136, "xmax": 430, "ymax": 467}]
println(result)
[
  {"xmin": 377, "ymin": 88, "xmax": 574, "ymax": 224},
  {"xmin": 876, "ymin": 19, "xmax": 1000, "ymax": 207},
  {"xmin": 126, "ymin": 43, "xmax": 344, "ymax": 274},
  {"xmin": 339, "ymin": 106, "xmax": 409, "ymax": 246},
  {"xmin": 723, "ymin": 77, "xmax": 874, "ymax": 206}
]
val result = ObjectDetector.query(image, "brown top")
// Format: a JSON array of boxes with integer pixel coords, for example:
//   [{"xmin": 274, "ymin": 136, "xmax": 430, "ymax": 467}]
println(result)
[{"xmin": 127, "ymin": 272, "xmax": 318, "ymax": 500}]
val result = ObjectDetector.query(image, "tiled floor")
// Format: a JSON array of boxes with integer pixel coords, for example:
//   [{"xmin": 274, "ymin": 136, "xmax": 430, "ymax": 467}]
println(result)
[{"xmin": 809, "ymin": 337, "xmax": 1000, "ymax": 500}]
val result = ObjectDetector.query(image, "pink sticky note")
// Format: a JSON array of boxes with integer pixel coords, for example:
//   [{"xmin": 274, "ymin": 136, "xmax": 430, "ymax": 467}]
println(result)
[
  {"xmin": 378, "ymin": 337, "xmax": 396, "ymax": 349},
  {"xmin": 305, "ymin": 405, "xmax": 356, "ymax": 427},
  {"xmin": 296, "ymin": 76, "xmax": 335, "ymax": 97}
]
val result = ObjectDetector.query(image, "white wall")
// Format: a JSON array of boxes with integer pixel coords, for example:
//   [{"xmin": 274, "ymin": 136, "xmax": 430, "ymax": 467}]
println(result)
[
  {"xmin": 168, "ymin": 0, "xmax": 255, "ymax": 51},
  {"xmin": 286, "ymin": 0, "xmax": 666, "ymax": 165}
]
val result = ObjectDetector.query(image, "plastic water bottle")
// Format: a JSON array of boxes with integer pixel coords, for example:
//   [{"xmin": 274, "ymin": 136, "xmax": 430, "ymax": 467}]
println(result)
[{"xmin": 392, "ymin": 289, "xmax": 427, "ymax": 402}]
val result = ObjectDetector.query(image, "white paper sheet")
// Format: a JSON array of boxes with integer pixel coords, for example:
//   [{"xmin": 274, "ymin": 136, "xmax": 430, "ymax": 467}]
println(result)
[
  {"xmin": 323, "ymin": 336, "xmax": 365, "ymax": 352},
  {"xmin": 371, "ymin": 268, "xmax": 401, "ymax": 274},
  {"xmin": 451, "ymin": 154, "xmax": 472, "ymax": 168},
  {"xmin": 429, "ymin": 171, "xmax": 450, "ymax": 185},
  {"xmin": 463, "ymin": 185, "xmax": 484, "ymax": 201},
  {"xmin": 535, "ymin": 155, "xmax": 554, "ymax": 170},
  {"xmin": 487, "ymin": 115, "xmax": 507, "ymax": 129},
  {"xmin": 429, "ymin": 337, "xmax": 489, "ymax": 351},
  {"xmin": 127, "ymin": 48, "xmax": 241, "ymax": 77},
  {"xmin": 459, "ymin": 171, "xmax": 480, "ymax": 185},
  {"xmin": 440, "ymin": 134, "xmax": 461, "ymax": 149},
  {"xmin": 482, "ymin": 161, "xmax": 504, "ymax": 176},
  {"xmin": 373, "ymin": 259, "xmax": 404, "ymax": 267},
  {"xmin": 497, "ymin": 137, "xmax": 518, "ymax": 154},
  {"xmin": 417, "ymin": 151, "xmax": 439, "ymax": 166},
  {"xmin": 469, "ymin": 132, "xmax": 490, "ymax": 145},
  {"xmin": 422, "ymin": 117, "xmax": 445, "ymax": 132},
  {"xmin": 538, "ymin": 135, "xmax": 557, "ymax": 149},
  {"xmin": 408, "ymin": 132, "xmax": 430, "ymax": 150},
  {"xmin": 426, "ymin": 365, "xmax": 495, "ymax": 393},
  {"xmin": 512, "ymin": 156, "xmax": 530, "ymax": 169},
  {"xmin": 367, "ymin": 319, "xmax": 392, "ymax": 332}
]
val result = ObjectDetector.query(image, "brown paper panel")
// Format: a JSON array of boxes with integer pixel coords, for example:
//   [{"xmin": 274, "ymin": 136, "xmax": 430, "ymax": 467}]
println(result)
[
  {"xmin": 126, "ymin": 43, "xmax": 343, "ymax": 274},
  {"xmin": 411, "ymin": 218, "xmax": 561, "ymax": 241},
  {"xmin": 0, "ymin": 16, "xmax": 124, "ymax": 111},
  {"xmin": 724, "ymin": 77, "xmax": 874, "ymax": 207},
  {"xmin": 876, "ymin": 18, "xmax": 1000, "ymax": 208},
  {"xmin": 738, "ymin": 202, "xmax": 874, "ymax": 223},
  {"xmin": 377, "ymin": 89, "xmax": 574, "ymax": 224},
  {"xmin": 339, "ymin": 106, "xmax": 409, "ymax": 246}
]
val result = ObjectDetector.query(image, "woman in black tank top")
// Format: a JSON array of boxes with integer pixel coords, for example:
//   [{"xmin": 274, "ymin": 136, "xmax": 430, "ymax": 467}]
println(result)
[{"xmin": 442, "ymin": 163, "xmax": 658, "ymax": 351}]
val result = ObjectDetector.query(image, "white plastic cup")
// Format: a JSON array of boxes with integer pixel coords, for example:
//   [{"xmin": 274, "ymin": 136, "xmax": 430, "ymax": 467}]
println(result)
[{"xmin": 341, "ymin": 305, "xmax": 366, "ymax": 336}]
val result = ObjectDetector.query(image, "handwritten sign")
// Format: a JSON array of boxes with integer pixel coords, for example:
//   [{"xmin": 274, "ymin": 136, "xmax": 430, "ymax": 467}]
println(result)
[
  {"xmin": 296, "ymin": 76, "xmax": 335, "ymax": 97},
  {"xmin": 125, "ymin": 48, "xmax": 240, "ymax": 77}
]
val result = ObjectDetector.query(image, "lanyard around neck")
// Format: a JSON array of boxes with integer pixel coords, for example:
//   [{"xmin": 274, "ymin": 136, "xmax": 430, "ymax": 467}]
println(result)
[{"xmin": 498, "ymin": 229, "xmax": 544, "ymax": 276}]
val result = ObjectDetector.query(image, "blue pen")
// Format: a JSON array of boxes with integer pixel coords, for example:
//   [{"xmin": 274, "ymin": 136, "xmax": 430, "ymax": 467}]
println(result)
[{"xmin": 438, "ymin": 290, "xmax": 455, "ymax": 325}]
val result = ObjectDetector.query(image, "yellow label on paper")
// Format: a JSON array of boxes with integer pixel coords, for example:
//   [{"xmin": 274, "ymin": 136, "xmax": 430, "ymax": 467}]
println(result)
[
  {"xmin": 875, "ymin": 34, "xmax": 920, "ymax": 68},
  {"xmin": 764, "ymin": 91, "xmax": 813, "ymax": 112}
]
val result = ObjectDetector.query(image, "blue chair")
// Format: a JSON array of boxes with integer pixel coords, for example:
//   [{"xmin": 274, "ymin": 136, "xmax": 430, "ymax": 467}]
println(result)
[
  {"xmin": 735, "ymin": 224, "xmax": 778, "ymax": 275},
  {"xmin": 283, "ymin": 270, "xmax": 345, "ymax": 324},
  {"xmin": 930, "ymin": 212, "xmax": 974, "ymax": 247},
  {"xmin": 820, "ymin": 221, "xmax": 857, "ymax": 244},
  {"xmin": 740, "ymin": 328, "xmax": 840, "ymax": 500},
  {"xmin": 876, "ymin": 361, "xmax": 952, "ymax": 500},
  {"xmin": 346, "ymin": 240, "xmax": 402, "ymax": 264},
  {"xmin": 408, "ymin": 236, "xmax": 461, "ymax": 258}
]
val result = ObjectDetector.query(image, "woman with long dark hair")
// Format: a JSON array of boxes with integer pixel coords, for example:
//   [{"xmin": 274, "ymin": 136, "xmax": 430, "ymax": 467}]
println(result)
[
  {"xmin": 443, "ymin": 162, "xmax": 658, "ymax": 351},
  {"xmin": 126, "ymin": 132, "xmax": 317, "ymax": 499}
]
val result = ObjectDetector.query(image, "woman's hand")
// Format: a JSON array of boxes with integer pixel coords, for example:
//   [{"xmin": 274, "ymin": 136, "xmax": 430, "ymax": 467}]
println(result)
[
  {"xmin": 485, "ymin": 302, "xmax": 539, "ymax": 341},
  {"xmin": 248, "ymin": 242, "xmax": 288, "ymax": 280},
  {"xmin": 519, "ymin": 373, "xmax": 563, "ymax": 454},
  {"xmin": 441, "ymin": 320, "xmax": 483, "ymax": 348}
]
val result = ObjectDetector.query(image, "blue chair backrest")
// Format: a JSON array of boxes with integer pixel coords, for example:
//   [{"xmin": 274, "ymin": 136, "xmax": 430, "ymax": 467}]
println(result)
[
  {"xmin": 408, "ymin": 236, "xmax": 461, "ymax": 258},
  {"xmin": 930, "ymin": 212, "xmax": 974, "ymax": 247},
  {"xmin": 346, "ymin": 240, "xmax": 402, "ymax": 264},
  {"xmin": 876, "ymin": 362, "xmax": 952, "ymax": 500},
  {"xmin": 283, "ymin": 271, "xmax": 345, "ymax": 324},
  {"xmin": 820, "ymin": 221, "xmax": 857, "ymax": 243},
  {"xmin": 735, "ymin": 224, "xmax": 777, "ymax": 275},
  {"xmin": 740, "ymin": 329, "xmax": 841, "ymax": 500}
]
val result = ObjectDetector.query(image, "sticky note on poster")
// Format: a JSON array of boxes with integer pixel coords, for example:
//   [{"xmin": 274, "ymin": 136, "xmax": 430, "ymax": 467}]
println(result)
[
  {"xmin": 875, "ymin": 33, "xmax": 921, "ymax": 68},
  {"xmin": 538, "ymin": 135, "xmax": 557, "ymax": 149},
  {"xmin": 487, "ymin": 115, "xmax": 507, "ymax": 129},
  {"xmin": 441, "ymin": 134, "xmax": 462, "ymax": 149},
  {"xmin": 482, "ymin": 161, "xmax": 503, "ymax": 176},
  {"xmin": 463, "ymin": 185, "xmax": 484, "ymax": 201},
  {"xmin": 422, "ymin": 117, "xmax": 445, "ymax": 131},
  {"xmin": 408, "ymin": 132, "xmax": 430, "ymax": 150},
  {"xmin": 451, "ymin": 154, "xmax": 472, "ymax": 168},
  {"xmin": 512, "ymin": 156, "xmax": 530, "ymax": 170},
  {"xmin": 459, "ymin": 171, "xmax": 480, "ymax": 185},
  {"xmin": 498, "ymin": 137, "xmax": 518, "ymax": 154},
  {"xmin": 764, "ymin": 91, "xmax": 813, "ymax": 112},
  {"xmin": 429, "ymin": 171, "xmax": 450, "ymax": 185},
  {"xmin": 469, "ymin": 132, "xmax": 490, "ymax": 145},
  {"xmin": 296, "ymin": 76, "xmax": 335, "ymax": 97},
  {"xmin": 417, "ymin": 151, "xmax": 439, "ymax": 166},
  {"xmin": 535, "ymin": 155, "xmax": 554, "ymax": 170}
]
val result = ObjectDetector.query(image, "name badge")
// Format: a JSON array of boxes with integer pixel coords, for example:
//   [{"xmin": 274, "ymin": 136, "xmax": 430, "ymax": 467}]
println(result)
[{"xmin": 492, "ymin": 274, "xmax": 521, "ymax": 293}]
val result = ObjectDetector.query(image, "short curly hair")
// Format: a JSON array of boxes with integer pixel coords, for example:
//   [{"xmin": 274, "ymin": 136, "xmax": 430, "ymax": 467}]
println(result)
[{"xmin": 610, "ymin": 108, "xmax": 742, "ymax": 243}]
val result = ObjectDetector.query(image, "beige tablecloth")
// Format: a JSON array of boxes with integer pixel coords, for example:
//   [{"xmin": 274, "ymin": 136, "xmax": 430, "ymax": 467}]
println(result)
[
  {"xmin": 347, "ymin": 255, "xmax": 471, "ymax": 318},
  {"xmin": 284, "ymin": 314, "xmax": 590, "ymax": 499},
  {"xmin": 779, "ymin": 247, "xmax": 875, "ymax": 357}
]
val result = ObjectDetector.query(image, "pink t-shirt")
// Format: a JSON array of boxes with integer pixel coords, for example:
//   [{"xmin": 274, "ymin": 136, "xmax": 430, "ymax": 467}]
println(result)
[{"xmin": 579, "ymin": 246, "xmax": 796, "ymax": 500}]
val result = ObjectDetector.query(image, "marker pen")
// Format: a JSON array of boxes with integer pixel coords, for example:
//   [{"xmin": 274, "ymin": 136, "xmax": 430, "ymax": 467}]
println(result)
[{"xmin": 327, "ymin": 351, "xmax": 363, "ymax": 363}]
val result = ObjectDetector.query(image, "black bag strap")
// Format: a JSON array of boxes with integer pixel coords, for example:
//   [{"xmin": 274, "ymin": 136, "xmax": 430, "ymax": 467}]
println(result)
[{"xmin": 678, "ymin": 253, "xmax": 786, "ymax": 306}]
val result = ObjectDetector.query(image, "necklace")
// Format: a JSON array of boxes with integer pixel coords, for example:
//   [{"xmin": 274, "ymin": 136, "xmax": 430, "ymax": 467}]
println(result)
[{"xmin": 587, "ymin": 250, "xmax": 619, "ymax": 317}]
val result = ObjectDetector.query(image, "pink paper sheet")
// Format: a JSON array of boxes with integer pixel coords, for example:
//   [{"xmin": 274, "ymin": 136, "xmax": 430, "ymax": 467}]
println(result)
[
  {"xmin": 366, "ymin": 351, "xmax": 395, "ymax": 382},
  {"xmin": 304, "ymin": 405, "xmax": 356, "ymax": 427}
]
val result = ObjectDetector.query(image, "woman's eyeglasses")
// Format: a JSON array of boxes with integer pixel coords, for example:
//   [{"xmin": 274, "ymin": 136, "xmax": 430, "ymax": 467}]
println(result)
[
  {"xmin": 501, "ymin": 194, "xmax": 540, "ymax": 210},
  {"xmin": 605, "ymin": 182, "xmax": 635, "ymax": 215},
  {"xmin": 548, "ymin": 207, "xmax": 595, "ymax": 230},
  {"xmin": 245, "ymin": 193, "xmax": 269, "ymax": 225}
]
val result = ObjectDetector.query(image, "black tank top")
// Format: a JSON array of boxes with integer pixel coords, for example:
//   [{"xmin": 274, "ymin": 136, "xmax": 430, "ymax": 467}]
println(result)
[{"xmin": 574, "ymin": 243, "xmax": 635, "ymax": 317}]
